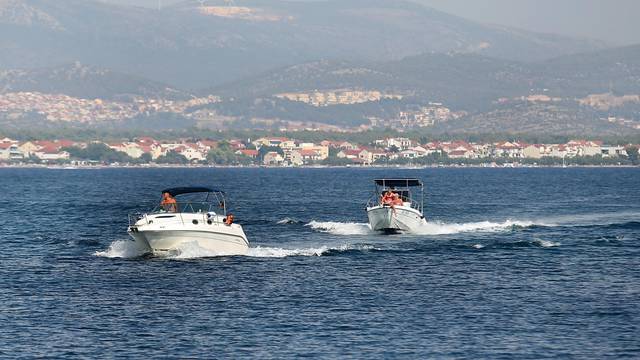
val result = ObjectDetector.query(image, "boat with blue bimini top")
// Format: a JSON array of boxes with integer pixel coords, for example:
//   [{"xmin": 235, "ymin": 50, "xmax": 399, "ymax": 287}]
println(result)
[
  {"xmin": 127, "ymin": 187, "xmax": 249, "ymax": 256},
  {"xmin": 366, "ymin": 178, "xmax": 426, "ymax": 233}
]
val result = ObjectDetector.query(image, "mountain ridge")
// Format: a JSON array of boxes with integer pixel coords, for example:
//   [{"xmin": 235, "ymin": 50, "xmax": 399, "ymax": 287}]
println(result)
[
  {"xmin": 0, "ymin": 0, "xmax": 607, "ymax": 88},
  {"xmin": 0, "ymin": 62, "xmax": 190, "ymax": 100}
]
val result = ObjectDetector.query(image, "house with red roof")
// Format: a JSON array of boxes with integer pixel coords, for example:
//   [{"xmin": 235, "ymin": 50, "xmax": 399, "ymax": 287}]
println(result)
[
  {"xmin": 493, "ymin": 141, "xmax": 525, "ymax": 158},
  {"xmin": 33, "ymin": 145, "xmax": 69, "ymax": 161},
  {"xmin": 549, "ymin": 144, "xmax": 569, "ymax": 158},
  {"xmin": 197, "ymin": 140, "xmax": 219, "ymax": 151},
  {"xmin": 299, "ymin": 148, "xmax": 323, "ymax": 161},
  {"xmin": 320, "ymin": 140, "xmax": 342, "ymax": 148},
  {"xmin": 108, "ymin": 142, "xmax": 145, "ymax": 158},
  {"xmin": 236, "ymin": 149, "xmax": 259, "ymax": 159},
  {"xmin": 297, "ymin": 143, "xmax": 329, "ymax": 159},
  {"xmin": 397, "ymin": 146, "xmax": 434, "ymax": 159},
  {"xmin": 447, "ymin": 149, "xmax": 475, "ymax": 159},
  {"xmin": 369, "ymin": 148, "xmax": 389, "ymax": 162},
  {"xmin": 56, "ymin": 139, "xmax": 76, "ymax": 148},
  {"xmin": 175, "ymin": 144, "xmax": 206, "ymax": 162},
  {"xmin": 566, "ymin": 140, "xmax": 602, "ymax": 157},
  {"xmin": 136, "ymin": 137, "xmax": 158, "ymax": 145},
  {"xmin": 263, "ymin": 151, "xmax": 284, "ymax": 166},
  {"xmin": 336, "ymin": 149, "xmax": 362, "ymax": 160}
]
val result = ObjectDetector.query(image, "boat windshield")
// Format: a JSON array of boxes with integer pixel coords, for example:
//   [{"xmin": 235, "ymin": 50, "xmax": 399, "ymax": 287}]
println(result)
[
  {"xmin": 367, "ymin": 179, "xmax": 424, "ymax": 212},
  {"xmin": 153, "ymin": 191, "xmax": 227, "ymax": 214}
]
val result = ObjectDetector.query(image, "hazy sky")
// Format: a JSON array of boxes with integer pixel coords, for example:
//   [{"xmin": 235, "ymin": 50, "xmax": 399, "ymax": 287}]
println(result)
[
  {"xmin": 416, "ymin": 0, "xmax": 640, "ymax": 45},
  {"xmin": 109, "ymin": 0, "xmax": 640, "ymax": 46}
]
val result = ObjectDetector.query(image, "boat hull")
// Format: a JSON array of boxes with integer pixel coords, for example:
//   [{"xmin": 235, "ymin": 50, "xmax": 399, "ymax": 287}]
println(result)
[
  {"xmin": 366, "ymin": 205, "xmax": 425, "ymax": 233},
  {"xmin": 128, "ymin": 213, "xmax": 249, "ymax": 256}
]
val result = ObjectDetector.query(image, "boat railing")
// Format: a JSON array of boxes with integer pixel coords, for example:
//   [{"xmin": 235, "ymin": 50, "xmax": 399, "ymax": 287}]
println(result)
[
  {"xmin": 151, "ymin": 201, "xmax": 224, "ymax": 215},
  {"xmin": 128, "ymin": 201, "xmax": 227, "ymax": 226},
  {"xmin": 366, "ymin": 194, "xmax": 421, "ymax": 211}
]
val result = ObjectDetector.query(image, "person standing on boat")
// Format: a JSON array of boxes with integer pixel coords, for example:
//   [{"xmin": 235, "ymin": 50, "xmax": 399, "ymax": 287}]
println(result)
[{"xmin": 161, "ymin": 192, "xmax": 177, "ymax": 212}]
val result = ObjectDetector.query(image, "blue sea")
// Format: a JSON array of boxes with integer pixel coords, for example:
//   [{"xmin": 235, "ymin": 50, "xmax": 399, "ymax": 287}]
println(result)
[{"xmin": 1, "ymin": 167, "xmax": 639, "ymax": 358}]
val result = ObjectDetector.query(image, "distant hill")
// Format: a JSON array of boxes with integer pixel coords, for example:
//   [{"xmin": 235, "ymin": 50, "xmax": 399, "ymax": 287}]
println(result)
[
  {"xmin": 204, "ymin": 44, "xmax": 640, "ymax": 134},
  {"xmin": 0, "ymin": 62, "xmax": 189, "ymax": 100},
  {"xmin": 532, "ymin": 44, "xmax": 640, "ymax": 97},
  {"xmin": 0, "ymin": 0, "xmax": 637, "ymax": 136},
  {"xmin": 0, "ymin": 0, "xmax": 605, "ymax": 88},
  {"xmin": 430, "ymin": 101, "xmax": 625, "ymax": 136},
  {"xmin": 209, "ymin": 55, "xmax": 525, "ymax": 113},
  {"xmin": 213, "ymin": 44, "xmax": 640, "ymax": 110}
]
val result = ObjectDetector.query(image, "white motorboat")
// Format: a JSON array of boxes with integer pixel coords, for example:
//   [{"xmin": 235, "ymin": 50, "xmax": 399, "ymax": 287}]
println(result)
[
  {"xmin": 128, "ymin": 187, "xmax": 250, "ymax": 255},
  {"xmin": 366, "ymin": 178, "xmax": 426, "ymax": 233}
]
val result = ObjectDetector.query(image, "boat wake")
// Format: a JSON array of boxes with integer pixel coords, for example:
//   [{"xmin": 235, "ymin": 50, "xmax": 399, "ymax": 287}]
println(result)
[
  {"xmin": 94, "ymin": 239, "xmax": 382, "ymax": 259},
  {"xmin": 306, "ymin": 211, "xmax": 640, "ymax": 236},
  {"xmin": 305, "ymin": 221, "xmax": 373, "ymax": 235},
  {"xmin": 277, "ymin": 217, "xmax": 302, "ymax": 225},
  {"xmin": 470, "ymin": 238, "xmax": 561, "ymax": 250},
  {"xmin": 533, "ymin": 238, "xmax": 561, "ymax": 248},
  {"xmin": 94, "ymin": 239, "xmax": 150, "ymax": 258},
  {"xmin": 411, "ymin": 219, "xmax": 539, "ymax": 235},
  {"xmin": 306, "ymin": 219, "xmax": 542, "ymax": 236},
  {"xmin": 95, "ymin": 211, "xmax": 636, "ymax": 259},
  {"xmin": 245, "ymin": 244, "xmax": 381, "ymax": 258}
]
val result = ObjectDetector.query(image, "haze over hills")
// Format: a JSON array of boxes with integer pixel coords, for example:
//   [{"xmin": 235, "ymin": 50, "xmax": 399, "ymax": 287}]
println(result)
[
  {"xmin": 0, "ymin": 62, "xmax": 188, "ymax": 100},
  {"xmin": 199, "ymin": 44, "xmax": 640, "ymax": 135},
  {"xmin": 216, "ymin": 44, "xmax": 640, "ymax": 105},
  {"xmin": 0, "ymin": 0, "xmax": 638, "ymax": 136},
  {"xmin": 212, "ymin": 54, "xmax": 530, "ymax": 111},
  {"xmin": 0, "ymin": 0, "xmax": 606, "ymax": 88}
]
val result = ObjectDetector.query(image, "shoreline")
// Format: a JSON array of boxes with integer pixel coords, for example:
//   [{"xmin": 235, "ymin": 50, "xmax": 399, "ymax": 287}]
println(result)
[{"xmin": 1, "ymin": 163, "xmax": 638, "ymax": 170}]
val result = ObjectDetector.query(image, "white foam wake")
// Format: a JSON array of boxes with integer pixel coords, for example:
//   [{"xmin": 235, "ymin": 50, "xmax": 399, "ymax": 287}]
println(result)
[
  {"xmin": 277, "ymin": 217, "xmax": 299, "ymax": 224},
  {"xmin": 533, "ymin": 238, "xmax": 561, "ymax": 248},
  {"xmin": 305, "ymin": 221, "xmax": 372, "ymax": 235},
  {"xmin": 246, "ymin": 244, "xmax": 377, "ymax": 258},
  {"xmin": 94, "ymin": 239, "xmax": 151, "ymax": 258},
  {"xmin": 411, "ymin": 219, "xmax": 537, "ymax": 235},
  {"xmin": 95, "ymin": 239, "xmax": 377, "ymax": 259},
  {"xmin": 305, "ymin": 219, "xmax": 539, "ymax": 236}
]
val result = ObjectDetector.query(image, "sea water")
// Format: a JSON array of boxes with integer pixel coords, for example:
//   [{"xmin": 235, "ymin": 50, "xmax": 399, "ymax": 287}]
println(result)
[{"xmin": 1, "ymin": 167, "xmax": 639, "ymax": 358}]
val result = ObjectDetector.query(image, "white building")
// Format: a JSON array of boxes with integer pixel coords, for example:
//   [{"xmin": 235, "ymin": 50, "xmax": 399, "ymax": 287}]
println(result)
[
  {"xmin": 601, "ymin": 145, "xmax": 627, "ymax": 158},
  {"xmin": 263, "ymin": 151, "xmax": 284, "ymax": 166},
  {"xmin": 0, "ymin": 142, "xmax": 24, "ymax": 160}
]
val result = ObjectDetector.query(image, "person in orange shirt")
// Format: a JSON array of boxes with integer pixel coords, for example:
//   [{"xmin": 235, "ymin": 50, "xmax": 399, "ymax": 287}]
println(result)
[
  {"xmin": 160, "ymin": 192, "xmax": 177, "ymax": 212},
  {"xmin": 381, "ymin": 190, "xmax": 394, "ymax": 205}
]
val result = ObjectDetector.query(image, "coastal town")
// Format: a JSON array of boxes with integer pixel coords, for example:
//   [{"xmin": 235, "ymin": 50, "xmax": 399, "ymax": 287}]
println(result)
[
  {"xmin": 0, "ymin": 92, "xmax": 221, "ymax": 123},
  {"xmin": 0, "ymin": 135, "xmax": 636, "ymax": 167},
  {"xmin": 0, "ymin": 90, "xmax": 466, "ymax": 130}
]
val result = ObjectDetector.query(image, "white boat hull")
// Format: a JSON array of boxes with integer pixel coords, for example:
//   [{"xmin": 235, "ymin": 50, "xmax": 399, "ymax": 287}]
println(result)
[
  {"xmin": 366, "ymin": 205, "xmax": 425, "ymax": 233},
  {"xmin": 128, "ymin": 213, "xmax": 249, "ymax": 256}
]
